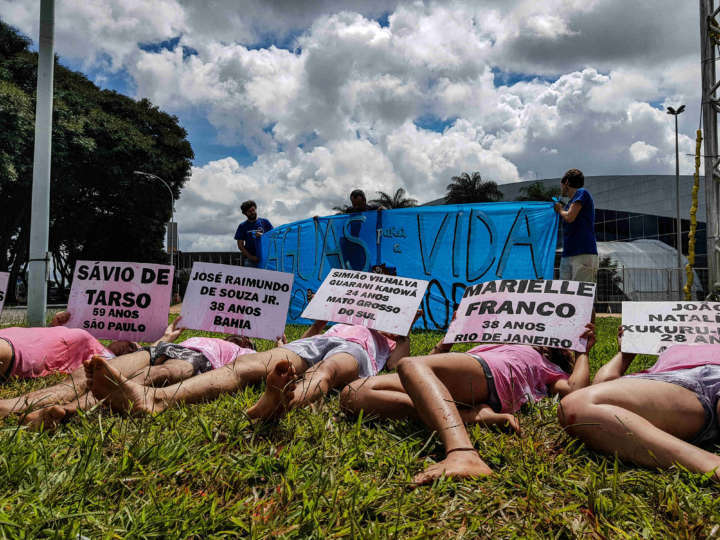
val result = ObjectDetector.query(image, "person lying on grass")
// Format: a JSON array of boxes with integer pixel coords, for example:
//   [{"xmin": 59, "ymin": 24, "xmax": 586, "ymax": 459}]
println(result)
[
  {"xmin": 0, "ymin": 310, "xmax": 141, "ymax": 384},
  {"xmin": 340, "ymin": 322, "xmax": 596, "ymax": 484},
  {"xmin": 83, "ymin": 312, "xmax": 415, "ymax": 420},
  {"xmin": 559, "ymin": 327, "xmax": 720, "ymax": 482},
  {"xmin": 0, "ymin": 315, "xmax": 279, "ymax": 429}
]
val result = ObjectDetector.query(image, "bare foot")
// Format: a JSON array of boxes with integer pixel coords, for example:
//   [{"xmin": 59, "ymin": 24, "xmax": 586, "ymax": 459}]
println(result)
[
  {"xmin": 459, "ymin": 408, "xmax": 521, "ymax": 434},
  {"xmin": 413, "ymin": 450, "xmax": 493, "ymax": 485},
  {"xmin": 22, "ymin": 406, "xmax": 67, "ymax": 431},
  {"xmin": 88, "ymin": 355, "xmax": 162, "ymax": 415},
  {"xmin": 247, "ymin": 359, "xmax": 296, "ymax": 420}
]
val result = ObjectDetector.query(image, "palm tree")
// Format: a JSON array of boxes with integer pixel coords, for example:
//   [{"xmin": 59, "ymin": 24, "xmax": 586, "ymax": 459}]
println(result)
[
  {"xmin": 515, "ymin": 181, "xmax": 561, "ymax": 202},
  {"xmin": 445, "ymin": 172, "xmax": 503, "ymax": 204},
  {"xmin": 370, "ymin": 188, "xmax": 418, "ymax": 209}
]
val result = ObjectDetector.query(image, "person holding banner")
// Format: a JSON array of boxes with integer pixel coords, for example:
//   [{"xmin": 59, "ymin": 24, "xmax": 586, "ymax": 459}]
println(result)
[
  {"xmin": 554, "ymin": 169, "xmax": 598, "ymax": 283},
  {"xmin": 340, "ymin": 321, "xmax": 595, "ymax": 484},
  {"xmin": 83, "ymin": 315, "xmax": 413, "ymax": 420},
  {"xmin": 559, "ymin": 329, "xmax": 720, "ymax": 481}
]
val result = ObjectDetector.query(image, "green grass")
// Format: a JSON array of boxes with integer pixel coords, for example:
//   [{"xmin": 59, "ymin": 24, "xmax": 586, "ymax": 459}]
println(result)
[{"xmin": 0, "ymin": 317, "xmax": 718, "ymax": 537}]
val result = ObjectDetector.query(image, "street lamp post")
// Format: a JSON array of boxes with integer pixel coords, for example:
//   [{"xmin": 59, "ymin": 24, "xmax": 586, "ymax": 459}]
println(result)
[
  {"xmin": 133, "ymin": 171, "xmax": 177, "ymax": 292},
  {"xmin": 667, "ymin": 104, "xmax": 686, "ymax": 298}
]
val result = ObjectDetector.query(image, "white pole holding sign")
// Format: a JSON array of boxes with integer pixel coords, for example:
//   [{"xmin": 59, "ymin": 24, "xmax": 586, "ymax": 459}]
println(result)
[
  {"xmin": 301, "ymin": 269, "xmax": 428, "ymax": 335},
  {"xmin": 180, "ymin": 262, "xmax": 294, "ymax": 340},
  {"xmin": 66, "ymin": 261, "xmax": 173, "ymax": 341},
  {"xmin": 444, "ymin": 279, "xmax": 596, "ymax": 351},
  {"xmin": 621, "ymin": 301, "xmax": 720, "ymax": 354},
  {"xmin": 0, "ymin": 272, "xmax": 8, "ymax": 316}
]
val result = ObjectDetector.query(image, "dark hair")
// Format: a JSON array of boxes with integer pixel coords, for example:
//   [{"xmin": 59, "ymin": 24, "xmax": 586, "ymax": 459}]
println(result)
[
  {"xmin": 224, "ymin": 335, "xmax": 256, "ymax": 350},
  {"xmin": 534, "ymin": 346, "xmax": 575, "ymax": 374},
  {"xmin": 107, "ymin": 340, "xmax": 139, "ymax": 356},
  {"xmin": 350, "ymin": 189, "xmax": 366, "ymax": 200},
  {"xmin": 562, "ymin": 169, "xmax": 584, "ymax": 188},
  {"xmin": 241, "ymin": 200, "xmax": 256, "ymax": 214},
  {"xmin": 371, "ymin": 263, "xmax": 397, "ymax": 276}
]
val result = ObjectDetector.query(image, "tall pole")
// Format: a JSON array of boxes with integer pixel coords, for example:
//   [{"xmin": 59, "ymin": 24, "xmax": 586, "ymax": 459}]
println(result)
[
  {"xmin": 667, "ymin": 104, "xmax": 685, "ymax": 296},
  {"xmin": 27, "ymin": 0, "xmax": 55, "ymax": 326},
  {"xmin": 133, "ymin": 171, "xmax": 176, "ymax": 289},
  {"xmin": 700, "ymin": 0, "xmax": 720, "ymax": 295}
]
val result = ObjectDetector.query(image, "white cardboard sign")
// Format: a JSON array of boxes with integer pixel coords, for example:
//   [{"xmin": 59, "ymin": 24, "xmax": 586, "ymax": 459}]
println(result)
[
  {"xmin": 180, "ymin": 262, "xmax": 294, "ymax": 340},
  {"xmin": 301, "ymin": 269, "xmax": 429, "ymax": 335},
  {"xmin": 444, "ymin": 279, "xmax": 596, "ymax": 351},
  {"xmin": 66, "ymin": 261, "xmax": 173, "ymax": 341},
  {"xmin": 0, "ymin": 272, "xmax": 8, "ymax": 315},
  {"xmin": 621, "ymin": 301, "xmax": 720, "ymax": 354}
]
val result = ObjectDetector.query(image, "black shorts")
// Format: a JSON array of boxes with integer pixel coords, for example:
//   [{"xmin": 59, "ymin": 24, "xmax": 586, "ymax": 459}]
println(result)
[
  {"xmin": 465, "ymin": 352, "xmax": 503, "ymax": 413},
  {"xmin": 144, "ymin": 342, "xmax": 212, "ymax": 375}
]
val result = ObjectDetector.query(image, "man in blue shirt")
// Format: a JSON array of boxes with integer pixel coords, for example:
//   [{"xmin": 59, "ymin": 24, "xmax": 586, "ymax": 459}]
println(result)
[
  {"xmin": 234, "ymin": 200, "xmax": 273, "ymax": 267},
  {"xmin": 553, "ymin": 169, "xmax": 598, "ymax": 282}
]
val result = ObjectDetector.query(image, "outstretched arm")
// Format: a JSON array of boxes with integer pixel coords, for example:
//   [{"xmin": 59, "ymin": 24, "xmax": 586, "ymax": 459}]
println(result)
[
  {"xmin": 551, "ymin": 323, "xmax": 595, "ymax": 397},
  {"xmin": 150, "ymin": 316, "xmax": 185, "ymax": 346},
  {"xmin": 592, "ymin": 326, "xmax": 636, "ymax": 384}
]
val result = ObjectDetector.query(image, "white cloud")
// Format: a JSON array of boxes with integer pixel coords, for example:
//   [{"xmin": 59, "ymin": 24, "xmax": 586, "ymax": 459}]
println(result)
[
  {"xmin": 0, "ymin": 0, "xmax": 701, "ymax": 251},
  {"xmin": 629, "ymin": 141, "xmax": 659, "ymax": 162}
]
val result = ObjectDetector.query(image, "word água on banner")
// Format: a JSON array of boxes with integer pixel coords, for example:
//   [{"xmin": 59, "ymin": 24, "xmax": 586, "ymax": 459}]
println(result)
[
  {"xmin": 444, "ymin": 279, "xmax": 596, "ymax": 351},
  {"xmin": 0, "ymin": 272, "xmax": 8, "ymax": 315},
  {"xmin": 180, "ymin": 262, "xmax": 294, "ymax": 340},
  {"xmin": 621, "ymin": 301, "xmax": 720, "ymax": 354},
  {"xmin": 66, "ymin": 261, "xmax": 173, "ymax": 341},
  {"xmin": 301, "ymin": 269, "xmax": 429, "ymax": 335}
]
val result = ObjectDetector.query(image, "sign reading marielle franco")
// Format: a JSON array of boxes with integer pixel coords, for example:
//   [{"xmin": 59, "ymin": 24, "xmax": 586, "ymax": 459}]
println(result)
[
  {"xmin": 66, "ymin": 261, "xmax": 173, "ymax": 341},
  {"xmin": 180, "ymin": 263, "xmax": 294, "ymax": 340},
  {"xmin": 0, "ymin": 272, "xmax": 8, "ymax": 315},
  {"xmin": 621, "ymin": 301, "xmax": 720, "ymax": 354},
  {"xmin": 444, "ymin": 279, "xmax": 596, "ymax": 351},
  {"xmin": 301, "ymin": 269, "xmax": 429, "ymax": 335}
]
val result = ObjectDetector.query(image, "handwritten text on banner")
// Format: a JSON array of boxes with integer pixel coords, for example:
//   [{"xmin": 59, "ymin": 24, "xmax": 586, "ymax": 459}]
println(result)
[
  {"xmin": 444, "ymin": 279, "xmax": 596, "ymax": 351},
  {"xmin": 181, "ymin": 263, "xmax": 294, "ymax": 340},
  {"xmin": 301, "ymin": 269, "xmax": 429, "ymax": 335},
  {"xmin": 66, "ymin": 261, "xmax": 173, "ymax": 341},
  {"xmin": 621, "ymin": 301, "xmax": 720, "ymax": 354}
]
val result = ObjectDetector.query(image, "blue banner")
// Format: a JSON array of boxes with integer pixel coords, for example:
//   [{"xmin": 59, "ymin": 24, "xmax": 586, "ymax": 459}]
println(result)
[{"xmin": 260, "ymin": 202, "xmax": 559, "ymax": 330}]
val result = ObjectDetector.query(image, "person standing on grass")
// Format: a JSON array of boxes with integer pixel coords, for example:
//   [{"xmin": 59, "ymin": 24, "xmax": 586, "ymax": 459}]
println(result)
[
  {"xmin": 234, "ymin": 200, "xmax": 273, "ymax": 267},
  {"xmin": 340, "ymin": 323, "xmax": 596, "ymax": 484},
  {"xmin": 559, "ymin": 328, "xmax": 720, "ymax": 481},
  {"xmin": 554, "ymin": 168, "xmax": 598, "ymax": 282}
]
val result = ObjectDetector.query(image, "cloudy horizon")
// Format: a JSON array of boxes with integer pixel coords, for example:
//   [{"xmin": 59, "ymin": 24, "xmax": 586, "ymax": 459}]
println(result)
[{"xmin": 1, "ymin": 0, "xmax": 701, "ymax": 251}]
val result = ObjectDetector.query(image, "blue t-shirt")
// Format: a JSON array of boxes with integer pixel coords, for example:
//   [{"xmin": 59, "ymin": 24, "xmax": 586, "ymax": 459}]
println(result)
[
  {"xmin": 562, "ymin": 188, "xmax": 597, "ymax": 257},
  {"xmin": 234, "ymin": 218, "xmax": 273, "ymax": 257}
]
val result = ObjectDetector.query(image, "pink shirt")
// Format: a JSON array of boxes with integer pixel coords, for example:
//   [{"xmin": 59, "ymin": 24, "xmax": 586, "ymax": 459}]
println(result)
[
  {"xmin": 178, "ymin": 337, "xmax": 254, "ymax": 370},
  {"xmin": 324, "ymin": 324, "xmax": 397, "ymax": 374},
  {"xmin": 0, "ymin": 326, "xmax": 112, "ymax": 379},
  {"xmin": 467, "ymin": 344, "xmax": 569, "ymax": 414},
  {"xmin": 631, "ymin": 344, "xmax": 720, "ymax": 375}
]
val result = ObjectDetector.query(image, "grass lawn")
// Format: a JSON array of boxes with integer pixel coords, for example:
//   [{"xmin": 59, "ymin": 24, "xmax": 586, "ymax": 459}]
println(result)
[{"xmin": 0, "ymin": 316, "xmax": 718, "ymax": 537}]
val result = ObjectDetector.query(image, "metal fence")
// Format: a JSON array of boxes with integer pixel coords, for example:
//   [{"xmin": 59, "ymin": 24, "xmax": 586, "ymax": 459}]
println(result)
[{"xmin": 590, "ymin": 266, "xmax": 708, "ymax": 313}]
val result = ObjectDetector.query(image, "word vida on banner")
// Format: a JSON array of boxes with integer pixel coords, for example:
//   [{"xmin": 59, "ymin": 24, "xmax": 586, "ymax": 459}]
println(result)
[{"xmin": 261, "ymin": 202, "xmax": 559, "ymax": 331}]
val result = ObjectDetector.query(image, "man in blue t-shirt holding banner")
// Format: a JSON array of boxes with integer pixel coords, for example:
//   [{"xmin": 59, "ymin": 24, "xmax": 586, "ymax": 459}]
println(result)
[
  {"xmin": 553, "ymin": 168, "xmax": 598, "ymax": 282},
  {"xmin": 234, "ymin": 200, "xmax": 273, "ymax": 267}
]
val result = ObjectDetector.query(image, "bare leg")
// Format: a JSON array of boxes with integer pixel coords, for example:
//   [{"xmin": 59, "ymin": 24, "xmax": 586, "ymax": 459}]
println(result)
[
  {"xmin": 396, "ymin": 353, "xmax": 494, "ymax": 484},
  {"xmin": 559, "ymin": 378, "xmax": 720, "ymax": 479},
  {"xmin": 339, "ymin": 374, "xmax": 417, "ymax": 419},
  {"xmin": 0, "ymin": 350, "xmax": 153, "ymax": 417},
  {"xmin": 22, "ymin": 392, "xmax": 99, "ymax": 430},
  {"xmin": 87, "ymin": 348, "xmax": 305, "ymax": 415},
  {"xmin": 249, "ymin": 352, "xmax": 359, "ymax": 420},
  {"xmin": 143, "ymin": 359, "xmax": 195, "ymax": 386},
  {"xmin": 246, "ymin": 359, "xmax": 299, "ymax": 420}
]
